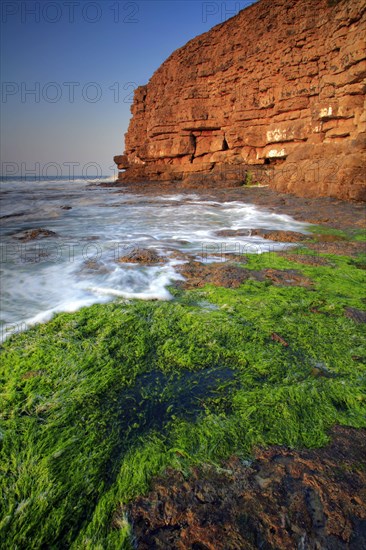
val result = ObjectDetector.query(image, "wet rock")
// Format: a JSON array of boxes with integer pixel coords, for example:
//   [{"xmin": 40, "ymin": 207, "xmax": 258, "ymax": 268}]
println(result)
[
  {"xmin": 310, "ymin": 361, "xmax": 336, "ymax": 379},
  {"xmin": 178, "ymin": 262, "xmax": 313, "ymax": 289},
  {"xmin": 271, "ymin": 333, "xmax": 289, "ymax": 347},
  {"xmin": 0, "ymin": 212, "xmax": 26, "ymax": 220},
  {"xmin": 14, "ymin": 228, "xmax": 58, "ymax": 242},
  {"xmin": 263, "ymin": 268, "xmax": 313, "ymax": 287},
  {"xmin": 351, "ymin": 259, "xmax": 366, "ymax": 270},
  {"xmin": 167, "ymin": 250, "xmax": 192, "ymax": 263},
  {"xmin": 315, "ymin": 233, "xmax": 346, "ymax": 243},
  {"xmin": 178, "ymin": 262, "xmax": 261, "ymax": 289},
  {"xmin": 117, "ymin": 248, "xmax": 164, "ymax": 265},
  {"xmin": 81, "ymin": 236, "xmax": 100, "ymax": 241},
  {"xmin": 250, "ymin": 229, "xmax": 308, "ymax": 243},
  {"xmin": 215, "ymin": 229, "xmax": 251, "ymax": 237},
  {"xmin": 344, "ymin": 307, "xmax": 366, "ymax": 324},
  {"xmin": 60, "ymin": 205, "xmax": 72, "ymax": 210},
  {"xmin": 20, "ymin": 248, "xmax": 51, "ymax": 263},
  {"xmin": 279, "ymin": 253, "xmax": 331, "ymax": 266},
  {"xmin": 223, "ymin": 254, "xmax": 249, "ymax": 264},
  {"xmin": 79, "ymin": 260, "xmax": 109, "ymax": 275},
  {"xmin": 22, "ymin": 370, "xmax": 44, "ymax": 380},
  {"xmin": 307, "ymin": 241, "xmax": 366, "ymax": 257},
  {"xmin": 123, "ymin": 426, "xmax": 366, "ymax": 550}
]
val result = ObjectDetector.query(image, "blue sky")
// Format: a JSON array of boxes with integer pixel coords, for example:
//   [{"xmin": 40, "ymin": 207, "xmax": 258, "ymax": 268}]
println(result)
[{"xmin": 1, "ymin": 0, "xmax": 255, "ymax": 177}]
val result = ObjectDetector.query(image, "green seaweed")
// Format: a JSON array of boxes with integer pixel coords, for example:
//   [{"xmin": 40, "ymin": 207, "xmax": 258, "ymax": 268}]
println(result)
[
  {"xmin": 308, "ymin": 224, "xmax": 366, "ymax": 242},
  {"xmin": 1, "ymin": 245, "xmax": 365, "ymax": 548}
]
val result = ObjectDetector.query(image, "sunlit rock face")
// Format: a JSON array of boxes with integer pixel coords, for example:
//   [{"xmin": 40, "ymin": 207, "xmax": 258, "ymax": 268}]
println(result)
[{"xmin": 115, "ymin": 0, "xmax": 366, "ymax": 200}]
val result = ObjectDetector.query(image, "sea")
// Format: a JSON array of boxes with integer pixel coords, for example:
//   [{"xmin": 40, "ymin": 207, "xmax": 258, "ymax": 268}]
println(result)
[{"xmin": 0, "ymin": 176, "xmax": 310, "ymax": 340}]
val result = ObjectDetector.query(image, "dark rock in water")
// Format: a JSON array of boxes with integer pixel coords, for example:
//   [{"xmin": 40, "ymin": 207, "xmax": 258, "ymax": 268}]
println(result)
[
  {"xmin": 0, "ymin": 212, "xmax": 26, "ymax": 220},
  {"xmin": 79, "ymin": 260, "xmax": 109, "ymax": 275},
  {"xmin": 21, "ymin": 248, "xmax": 51, "ymax": 264},
  {"xmin": 60, "ymin": 205, "xmax": 72, "ymax": 210},
  {"xmin": 14, "ymin": 228, "xmax": 58, "ymax": 242},
  {"xmin": 215, "ymin": 228, "xmax": 251, "ymax": 237},
  {"xmin": 117, "ymin": 248, "xmax": 164, "ymax": 265},
  {"xmin": 123, "ymin": 426, "xmax": 366, "ymax": 550}
]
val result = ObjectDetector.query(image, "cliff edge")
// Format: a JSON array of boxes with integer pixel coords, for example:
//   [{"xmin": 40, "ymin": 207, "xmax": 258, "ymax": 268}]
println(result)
[{"xmin": 114, "ymin": 0, "xmax": 366, "ymax": 200}]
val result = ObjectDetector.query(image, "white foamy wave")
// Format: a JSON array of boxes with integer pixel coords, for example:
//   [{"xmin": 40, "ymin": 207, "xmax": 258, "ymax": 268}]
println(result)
[
  {"xmin": 89, "ymin": 286, "xmax": 172, "ymax": 301},
  {"xmin": 96, "ymin": 174, "xmax": 118, "ymax": 183},
  {"xmin": 27, "ymin": 297, "xmax": 108, "ymax": 325},
  {"xmin": 1, "ymin": 185, "xmax": 311, "ymax": 339},
  {"xmin": 87, "ymin": 261, "xmax": 184, "ymax": 301}
]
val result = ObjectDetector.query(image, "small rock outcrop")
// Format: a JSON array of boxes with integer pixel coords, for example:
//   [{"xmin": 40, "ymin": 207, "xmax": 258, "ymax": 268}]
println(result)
[
  {"xmin": 117, "ymin": 248, "xmax": 164, "ymax": 264},
  {"xmin": 115, "ymin": 0, "xmax": 366, "ymax": 200},
  {"xmin": 14, "ymin": 228, "xmax": 58, "ymax": 242}
]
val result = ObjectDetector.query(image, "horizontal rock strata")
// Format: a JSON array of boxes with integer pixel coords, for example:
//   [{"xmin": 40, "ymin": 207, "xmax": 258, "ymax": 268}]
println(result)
[{"xmin": 115, "ymin": 0, "xmax": 366, "ymax": 200}]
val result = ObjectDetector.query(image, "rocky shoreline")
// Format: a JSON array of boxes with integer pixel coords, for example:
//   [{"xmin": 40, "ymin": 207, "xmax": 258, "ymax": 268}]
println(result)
[
  {"xmin": 1, "ymin": 185, "xmax": 365, "ymax": 548},
  {"xmin": 102, "ymin": 181, "xmax": 366, "ymax": 231}
]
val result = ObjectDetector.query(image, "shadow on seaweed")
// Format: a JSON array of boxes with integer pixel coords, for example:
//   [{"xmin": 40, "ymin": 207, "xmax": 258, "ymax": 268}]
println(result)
[{"xmin": 53, "ymin": 365, "xmax": 237, "ymax": 546}]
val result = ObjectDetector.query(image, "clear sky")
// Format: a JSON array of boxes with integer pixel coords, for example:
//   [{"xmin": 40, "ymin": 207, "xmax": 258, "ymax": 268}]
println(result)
[{"xmin": 1, "ymin": 0, "xmax": 256, "ymax": 178}]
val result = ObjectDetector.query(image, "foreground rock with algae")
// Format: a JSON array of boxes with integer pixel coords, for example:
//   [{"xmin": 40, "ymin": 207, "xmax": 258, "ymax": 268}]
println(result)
[{"xmin": 1, "ymin": 210, "xmax": 365, "ymax": 548}]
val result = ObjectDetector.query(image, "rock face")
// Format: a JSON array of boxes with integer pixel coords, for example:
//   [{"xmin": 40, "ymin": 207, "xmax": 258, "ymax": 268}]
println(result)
[{"xmin": 115, "ymin": 0, "xmax": 366, "ymax": 200}]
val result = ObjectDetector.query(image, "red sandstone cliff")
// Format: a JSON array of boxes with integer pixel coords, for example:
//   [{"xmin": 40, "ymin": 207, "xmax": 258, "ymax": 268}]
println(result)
[{"xmin": 115, "ymin": 0, "xmax": 366, "ymax": 200}]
